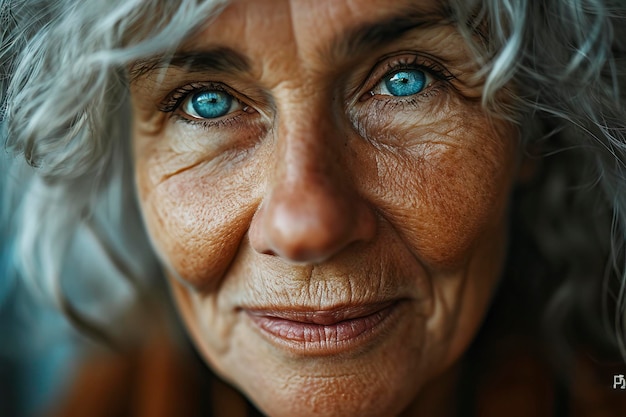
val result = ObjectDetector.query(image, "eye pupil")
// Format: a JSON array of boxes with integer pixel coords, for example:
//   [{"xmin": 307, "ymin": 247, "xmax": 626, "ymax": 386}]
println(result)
[
  {"xmin": 191, "ymin": 91, "xmax": 232, "ymax": 118},
  {"xmin": 384, "ymin": 70, "xmax": 426, "ymax": 96}
]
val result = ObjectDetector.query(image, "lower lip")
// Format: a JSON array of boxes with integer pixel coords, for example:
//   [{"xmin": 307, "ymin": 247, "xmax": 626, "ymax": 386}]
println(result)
[{"xmin": 244, "ymin": 302, "xmax": 402, "ymax": 356}]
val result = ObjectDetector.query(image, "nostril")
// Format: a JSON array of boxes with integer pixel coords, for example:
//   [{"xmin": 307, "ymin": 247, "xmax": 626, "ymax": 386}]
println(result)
[{"xmin": 249, "ymin": 185, "xmax": 376, "ymax": 264}]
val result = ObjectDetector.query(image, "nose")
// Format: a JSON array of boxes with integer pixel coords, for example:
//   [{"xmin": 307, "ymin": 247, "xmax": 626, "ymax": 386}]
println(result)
[{"xmin": 249, "ymin": 112, "xmax": 376, "ymax": 264}]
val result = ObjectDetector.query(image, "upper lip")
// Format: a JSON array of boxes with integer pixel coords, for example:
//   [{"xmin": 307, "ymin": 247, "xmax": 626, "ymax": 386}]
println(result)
[{"xmin": 242, "ymin": 300, "xmax": 398, "ymax": 325}]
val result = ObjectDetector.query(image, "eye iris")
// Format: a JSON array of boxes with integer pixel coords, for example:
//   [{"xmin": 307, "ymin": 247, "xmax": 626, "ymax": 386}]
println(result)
[
  {"xmin": 384, "ymin": 70, "xmax": 426, "ymax": 96},
  {"xmin": 191, "ymin": 91, "xmax": 232, "ymax": 119}
]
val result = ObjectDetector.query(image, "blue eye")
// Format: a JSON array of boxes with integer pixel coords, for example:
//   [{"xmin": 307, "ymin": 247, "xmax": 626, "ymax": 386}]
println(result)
[
  {"xmin": 182, "ymin": 90, "xmax": 240, "ymax": 119},
  {"xmin": 382, "ymin": 69, "xmax": 427, "ymax": 97}
]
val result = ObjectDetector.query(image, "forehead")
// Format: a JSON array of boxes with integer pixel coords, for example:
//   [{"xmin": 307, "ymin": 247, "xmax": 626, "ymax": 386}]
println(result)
[{"xmin": 183, "ymin": 0, "xmax": 452, "ymax": 67}]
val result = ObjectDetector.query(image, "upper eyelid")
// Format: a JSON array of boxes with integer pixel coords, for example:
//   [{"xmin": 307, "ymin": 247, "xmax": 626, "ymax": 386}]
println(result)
[
  {"xmin": 347, "ymin": 53, "xmax": 455, "ymax": 105},
  {"xmin": 157, "ymin": 53, "xmax": 454, "ymax": 114},
  {"xmin": 158, "ymin": 82, "xmax": 238, "ymax": 113},
  {"xmin": 371, "ymin": 54, "xmax": 454, "ymax": 86}
]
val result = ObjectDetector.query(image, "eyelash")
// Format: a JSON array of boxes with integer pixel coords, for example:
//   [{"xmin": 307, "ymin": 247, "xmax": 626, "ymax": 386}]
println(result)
[
  {"xmin": 158, "ymin": 82, "xmax": 249, "ymax": 129},
  {"xmin": 361, "ymin": 53, "xmax": 455, "ymax": 102},
  {"xmin": 158, "ymin": 53, "xmax": 455, "ymax": 128},
  {"xmin": 159, "ymin": 82, "xmax": 227, "ymax": 112}
]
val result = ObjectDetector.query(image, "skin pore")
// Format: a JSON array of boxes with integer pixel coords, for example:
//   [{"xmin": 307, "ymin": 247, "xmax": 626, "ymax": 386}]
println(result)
[{"xmin": 130, "ymin": 0, "xmax": 523, "ymax": 416}]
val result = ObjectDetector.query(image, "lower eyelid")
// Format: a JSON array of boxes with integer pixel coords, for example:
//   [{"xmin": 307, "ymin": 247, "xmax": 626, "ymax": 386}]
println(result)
[
  {"xmin": 172, "ymin": 111, "xmax": 244, "ymax": 130},
  {"xmin": 372, "ymin": 70, "xmax": 435, "ymax": 97},
  {"xmin": 172, "ymin": 103, "xmax": 260, "ymax": 131},
  {"xmin": 362, "ymin": 81, "xmax": 437, "ymax": 103},
  {"xmin": 356, "ymin": 83, "xmax": 447, "ymax": 117}
]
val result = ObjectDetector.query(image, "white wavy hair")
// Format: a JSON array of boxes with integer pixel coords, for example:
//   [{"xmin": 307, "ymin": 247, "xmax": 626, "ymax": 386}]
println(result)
[{"xmin": 1, "ymin": 0, "xmax": 626, "ymax": 358}]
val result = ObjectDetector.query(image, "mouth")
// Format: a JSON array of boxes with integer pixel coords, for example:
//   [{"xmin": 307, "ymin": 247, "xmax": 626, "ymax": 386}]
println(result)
[{"xmin": 242, "ymin": 300, "xmax": 404, "ymax": 356}]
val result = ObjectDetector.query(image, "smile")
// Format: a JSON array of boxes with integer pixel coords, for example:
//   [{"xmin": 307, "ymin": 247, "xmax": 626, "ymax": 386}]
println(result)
[{"xmin": 242, "ymin": 300, "xmax": 404, "ymax": 356}]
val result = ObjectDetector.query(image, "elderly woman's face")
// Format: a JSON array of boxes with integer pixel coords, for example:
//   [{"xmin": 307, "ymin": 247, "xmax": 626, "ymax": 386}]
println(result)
[{"xmin": 131, "ymin": 0, "xmax": 521, "ymax": 415}]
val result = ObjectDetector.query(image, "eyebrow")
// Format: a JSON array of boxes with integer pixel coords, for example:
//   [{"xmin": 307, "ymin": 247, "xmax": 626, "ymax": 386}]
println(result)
[
  {"xmin": 130, "ymin": 4, "xmax": 455, "ymax": 80},
  {"xmin": 130, "ymin": 47, "xmax": 251, "ymax": 80},
  {"xmin": 328, "ymin": 4, "xmax": 455, "ymax": 61}
]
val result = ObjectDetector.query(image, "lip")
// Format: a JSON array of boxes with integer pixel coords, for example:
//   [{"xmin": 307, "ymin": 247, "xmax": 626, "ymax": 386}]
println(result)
[{"xmin": 243, "ymin": 300, "xmax": 403, "ymax": 356}]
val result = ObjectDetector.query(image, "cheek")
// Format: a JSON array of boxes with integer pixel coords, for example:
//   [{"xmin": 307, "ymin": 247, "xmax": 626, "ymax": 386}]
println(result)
[
  {"xmin": 352, "ymin": 102, "xmax": 518, "ymax": 270},
  {"xmin": 134, "ymin": 139, "xmax": 266, "ymax": 291},
  {"xmin": 414, "ymin": 143, "xmax": 513, "ymax": 267},
  {"xmin": 147, "ymin": 183, "xmax": 243, "ymax": 287}
]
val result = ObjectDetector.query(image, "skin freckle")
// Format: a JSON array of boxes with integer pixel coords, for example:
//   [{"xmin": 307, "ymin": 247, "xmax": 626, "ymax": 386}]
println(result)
[
  {"xmin": 3, "ymin": 0, "xmax": 625, "ymax": 415},
  {"xmin": 129, "ymin": 1, "xmax": 541, "ymax": 416}
]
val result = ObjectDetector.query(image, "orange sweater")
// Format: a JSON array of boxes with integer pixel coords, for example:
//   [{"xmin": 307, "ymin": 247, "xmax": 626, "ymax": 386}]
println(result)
[{"xmin": 45, "ymin": 335, "xmax": 626, "ymax": 417}]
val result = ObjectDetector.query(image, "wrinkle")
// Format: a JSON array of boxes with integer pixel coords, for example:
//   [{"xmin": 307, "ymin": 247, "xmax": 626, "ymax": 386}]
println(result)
[
  {"xmin": 130, "ymin": 2, "xmax": 523, "ymax": 416},
  {"xmin": 157, "ymin": 158, "xmax": 205, "ymax": 183}
]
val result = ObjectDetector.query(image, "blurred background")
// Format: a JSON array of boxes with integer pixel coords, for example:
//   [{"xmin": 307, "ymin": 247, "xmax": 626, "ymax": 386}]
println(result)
[
  {"xmin": 0, "ymin": 153, "xmax": 85, "ymax": 417},
  {"xmin": 0, "ymin": 238, "xmax": 85, "ymax": 417}
]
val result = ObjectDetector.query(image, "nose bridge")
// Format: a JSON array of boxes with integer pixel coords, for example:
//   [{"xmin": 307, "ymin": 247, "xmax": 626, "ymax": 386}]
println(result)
[
  {"xmin": 275, "ymin": 94, "xmax": 342, "ymax": 188},
  {"xmin": 248, "ymin": 89, "xmax": 376, "ymax": 264}
]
